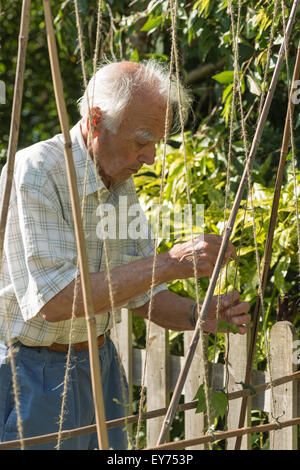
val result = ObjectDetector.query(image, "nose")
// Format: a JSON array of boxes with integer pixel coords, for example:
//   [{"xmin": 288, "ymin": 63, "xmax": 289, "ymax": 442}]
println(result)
[{"xmin": 139, "ymin": 144, "xmax": 155, "ymax": 166}]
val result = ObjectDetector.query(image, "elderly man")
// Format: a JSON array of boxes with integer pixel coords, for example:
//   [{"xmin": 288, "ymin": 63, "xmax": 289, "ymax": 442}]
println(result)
[{"xmin": 0, "ymin": 61, "xmax": 250, "ymax": 450}]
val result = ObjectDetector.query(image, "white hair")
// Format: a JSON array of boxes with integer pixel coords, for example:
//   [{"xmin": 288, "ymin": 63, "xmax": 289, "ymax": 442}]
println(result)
[{"xmin": 77, "ymin": 60, "xmax": 192, "ymax": 134}]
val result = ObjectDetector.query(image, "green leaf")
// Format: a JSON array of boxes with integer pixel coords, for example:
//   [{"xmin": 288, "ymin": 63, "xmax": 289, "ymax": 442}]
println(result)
[
  {"xmin": 212, "ymin": 391, "xmax": 228, "ymax": 419},
  {"xmin": 194, "ymin": 384, "xmax": 206, "ymax": 414},
  {"xmin": 194, "ymin": 386, "xmax": 228, "ymax": 420},
  {"xmin": 141, "ymin": 15, "xmax": 162, "ymax": 32},
  {"xmin": 129, "ymin": 48, "xmax": 139, "ymax": 62},
  {"xmin": 193, "ymin": 0, "xmax": 211, "ymax": 17},
  {"xmin": 217, "ymin": 319, "xmax": 239, "ymax": 334},
  {"xmin": 222, "ymin": 83, "xmax": 233, "ymax": 103},
  {"xmin": 274, "ymin": 255, "xmax": 291, "ymax": 292},
  {"xmin": 212, "ymin": 71, "xmax": 234, "ymax": 84}
]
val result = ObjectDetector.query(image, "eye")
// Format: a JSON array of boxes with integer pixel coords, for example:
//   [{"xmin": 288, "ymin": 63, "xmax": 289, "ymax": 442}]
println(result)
[{"xmin": 135, "ymin": 140, "xmax": 147, "ymax": 149}]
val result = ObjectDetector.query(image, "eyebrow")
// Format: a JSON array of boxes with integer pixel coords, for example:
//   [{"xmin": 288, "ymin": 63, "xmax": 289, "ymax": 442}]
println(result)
[{"xmin": 134, "ymin": 129, "xmax": 156, "ymax": 142}]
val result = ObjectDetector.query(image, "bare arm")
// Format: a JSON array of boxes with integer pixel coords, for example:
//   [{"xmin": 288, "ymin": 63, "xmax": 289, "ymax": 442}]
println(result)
[
  {"xmin": 132, "ymin": 289, "xmax": 251, "ymax": 334},
  {"xmin": 41, "ymin": 251, "xmax": 174, "ymax": 322},
  {"xmin": 132, "ymin": 290, "xmax": 195, "ymax": 331},
  {"xmin": 40, "ymin": 234, "xmax": 240, "ymax": 324}
]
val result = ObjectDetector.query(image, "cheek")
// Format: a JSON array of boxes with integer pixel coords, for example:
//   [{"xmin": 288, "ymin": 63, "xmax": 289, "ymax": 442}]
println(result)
[{"xmin": 118, "ymin": 147, "xmax": 138, "ymax": 168}]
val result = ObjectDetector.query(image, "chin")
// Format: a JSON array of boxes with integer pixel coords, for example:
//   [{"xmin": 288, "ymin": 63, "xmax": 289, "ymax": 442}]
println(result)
[{"xmin": 116, "ymin": 171, "xmax": 134, "ymax": 182}]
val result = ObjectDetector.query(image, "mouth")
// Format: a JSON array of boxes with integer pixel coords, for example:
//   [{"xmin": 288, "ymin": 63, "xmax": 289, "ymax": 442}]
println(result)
[{"xmin": 128, "ymin": 167, "xmax": 142, "ymax": 174}]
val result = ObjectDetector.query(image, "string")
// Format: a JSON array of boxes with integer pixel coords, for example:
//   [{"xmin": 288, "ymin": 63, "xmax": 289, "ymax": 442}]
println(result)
[
  {"xmin": 225, "ymin": 0, "xmax": 286, "ymax": 441},
  {"xmin": 230, "ymin": 0, "xmax": 283, "ymax": 426},
  {"xmin": 55, "ymin": 0, "xmax": 102, "ymax": 449},
  {"xmin": 2, "ymin": 309, "xmax": 25, "ymax": 449},
  {"xmin": 280, "ymin": 0, "xmax": 300, "ymax": 288},
  {"xmin": 77, "ymin": 0, "xmax": 133, "ymax": 448},
  {"xmin": 221, "ymin": 0, "xmax": 244, "ymax": 432},
  {"xmin": 3, "ymin": 0, "xmax": 297, "ymax": 452},
  {"xmin": 169, "ymin": 0, "xmax": 214, "ymax": 447},
  {"xmin": 134, "ymin": 19, "xmax": 174, "ymax": 452},
  {"xmin": 56, "ymin": 0, "xmax": 131, "ymax": 450},
  {"xmin": 257, "ymin": 0, "xmax": 280, "ymax": 118},
  {"xmin": 210, "ymin": 0, "xmax": 241, "ymax": 432},
  {"xmin": 0, "ymin": 0, "xmax": 34, "ymax": 450},
  {"xmin": 89, "ymin": 7, "xmax": 134, "ymax": 446}
]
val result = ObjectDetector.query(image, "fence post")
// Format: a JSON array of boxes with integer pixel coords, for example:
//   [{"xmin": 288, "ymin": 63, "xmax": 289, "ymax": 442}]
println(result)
[
  {"xmin": 270, "ymin": 321, "xmax": 297, "ymax": 450},
  {"xmin": 184, "ymin": 331, "xmax": 206, "ymax": 449},
  {"xmin": 226, "ymin": 331, "xmax": 251, "ymax": 450},
  {"xmin": 145, "ymin": 321, "xmax": 169, "ymax": 447},
  {"xmin": 110, "ymin": 308, "xmax": 133, "ymax": 444}
]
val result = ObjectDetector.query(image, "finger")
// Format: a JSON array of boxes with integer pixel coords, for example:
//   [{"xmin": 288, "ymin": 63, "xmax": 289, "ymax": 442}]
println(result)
[
  {"xmin": 230, "ymin": 313, "xmax": 251, "ymax": 327},
  {"xmin": 220, "ymin": 290, "xmax": 241, "ymax": 309},
  {"xmin": 198, "ymin": 236, "xmax": 235, "ymax": 264},
  {"xmin": 205, "ymin": 236, "xmax": 236, "ymax": 259},
  {"xmin": 225, "ymin": 302, "xmax": 251, "ymax": 320},
  {"xmin": 226, "ymin": 241, "xmax": 237, "ymax": 260},
  {"xmin": 237, "ymin": 325, "xmax": 248, "ymax": 335}
]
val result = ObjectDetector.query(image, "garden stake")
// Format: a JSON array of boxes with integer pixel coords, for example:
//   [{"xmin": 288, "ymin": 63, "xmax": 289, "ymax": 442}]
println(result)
[
  {"xmin": 234, "ymin": 38, "xmax": 300, "ymax": 450},
  {"xmin": 156, "ymin": 0, "xmax": 300, "ymax": 446},
  {"xmin": 0, "ymin": 0, "xmax": 32, "ymax": 450},
  {"xmin": 43, "ymin": 0, "xmax": 109, "ymax": 450},
  {"xmin": 0, "ymin": 0, "xmax": 31, "ymax": 268}
]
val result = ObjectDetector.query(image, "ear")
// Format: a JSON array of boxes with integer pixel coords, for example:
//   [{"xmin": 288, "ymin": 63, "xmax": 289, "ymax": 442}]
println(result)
[{"xmin": 88, "ymin": 106, "xmax": 102, "ymax": 137}]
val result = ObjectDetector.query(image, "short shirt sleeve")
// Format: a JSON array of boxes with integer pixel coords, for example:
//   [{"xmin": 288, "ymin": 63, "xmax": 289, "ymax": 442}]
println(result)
[{"xmin": 4, "ymin": 169, "xmax": 78, "ymax": 322}]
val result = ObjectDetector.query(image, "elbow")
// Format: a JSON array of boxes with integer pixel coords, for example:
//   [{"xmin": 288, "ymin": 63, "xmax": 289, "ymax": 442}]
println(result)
[
  {"xmin": 39, "ymin": 288, "xmax": 75, "ymax": 322},
  {"xmin": 40, "ymin": 306, "xmax": 60, "ymax": 322}
]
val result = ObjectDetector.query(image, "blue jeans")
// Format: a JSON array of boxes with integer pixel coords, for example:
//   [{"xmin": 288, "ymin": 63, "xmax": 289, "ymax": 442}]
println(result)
[{"xmin": 0, "ymin": 336, "xmax": 128, "ymax": 450}]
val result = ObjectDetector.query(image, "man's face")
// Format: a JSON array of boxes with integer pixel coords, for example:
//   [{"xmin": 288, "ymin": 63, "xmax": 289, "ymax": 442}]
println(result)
[{"xmin": 91, "ymin": 90, "xmax": 171, "ymax": 185}]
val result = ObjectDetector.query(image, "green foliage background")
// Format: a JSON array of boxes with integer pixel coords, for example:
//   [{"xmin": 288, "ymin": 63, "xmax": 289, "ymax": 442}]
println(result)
[{"xmin": 1, "ymin": 0, "xmax": 300, "ymax": 449}]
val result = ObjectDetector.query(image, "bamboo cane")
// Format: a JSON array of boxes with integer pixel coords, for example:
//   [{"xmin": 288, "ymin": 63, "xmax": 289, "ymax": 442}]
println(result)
[
  {"xmin": 148, "ymin": 416, "xmax": 300, "ymax": 450},
  {"xmin": 42, "ymin": 0, "xmax": 108, "ymax": 450},
  {"xmin": 0, "ymin": 0, "xmax": 31, "ymax": 266},
  {"xmin": 1, "ymin": 369, "xmax": 300, "ymax": 450},
  {"xmin": 234, "ymin": 40, "xmax": 300, "ymax": 451},
  {"xmin": 156, "ymin": 0, "xmax": 300, "ymax": 446}
]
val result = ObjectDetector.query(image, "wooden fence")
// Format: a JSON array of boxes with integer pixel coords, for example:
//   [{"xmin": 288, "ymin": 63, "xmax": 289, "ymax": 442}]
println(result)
[{"xmin": 111, "ymin": 310, "xmax": 299, "ymax": 450}]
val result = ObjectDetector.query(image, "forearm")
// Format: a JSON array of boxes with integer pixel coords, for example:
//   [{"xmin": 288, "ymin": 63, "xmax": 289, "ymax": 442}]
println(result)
[
  {"xmin": 41, "ymin": 251, "xmax": 175, "ymax": 322},
  {"xmin": 132, "ymin": 290, "xmax": 195, "ymax": 331}
]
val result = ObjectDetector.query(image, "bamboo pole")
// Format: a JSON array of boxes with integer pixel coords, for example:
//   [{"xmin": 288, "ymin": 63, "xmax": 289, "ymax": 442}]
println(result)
[
  {"xmin": 234, "ymin": 40, "xmax": 300, "ymax": 450},
  {"xmin": 156, "ymin": 0, "xmax": 300, "ymax": 446},
  {"xmin": 148, "ymin": 416, "xmax": 300, "ymax": 450},
  {"xmin": 42, "ymin": 0, "xmax": 108, "ymax": 450},
  {"xmin": 1, "ymin": 369, "xmax": 299, "ymax": 450},
  {"xmin": 0, "ymin": 0, "xmax": 31, "ymax": 266}
]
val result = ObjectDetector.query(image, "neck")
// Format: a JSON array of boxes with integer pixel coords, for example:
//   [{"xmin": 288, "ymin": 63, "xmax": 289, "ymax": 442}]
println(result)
[{"xmin": 79, "ymin": 119, "xmax": 112, "ymax": 189}]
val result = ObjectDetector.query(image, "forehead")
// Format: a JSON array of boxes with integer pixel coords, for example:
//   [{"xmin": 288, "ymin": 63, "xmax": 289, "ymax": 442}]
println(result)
[{"xmin": 119, "ymin": 90, "xmax": 172, "ymax": 140}]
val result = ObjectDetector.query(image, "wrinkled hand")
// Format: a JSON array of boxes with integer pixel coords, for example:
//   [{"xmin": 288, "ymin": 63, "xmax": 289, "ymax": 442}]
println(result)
[
  {"xmin": 200, "ymin": 290, "xmax": 251, "ymax": 335},
  {"xmin": 168, "ymin": 234, "xmax": 236, "ymax": 280}
]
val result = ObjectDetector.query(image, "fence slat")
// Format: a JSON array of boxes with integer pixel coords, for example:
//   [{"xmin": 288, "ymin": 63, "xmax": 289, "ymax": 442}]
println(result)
[
  {"xmin": 145, "ymin": 321, "xmax": 169, "ymax": 447},
  {"xmin": 110, "ymin": 308, "xmax": 133, "ymax": 442},
  {"xmin": 226, "ymin": 331, "xmax": 251, "ymax": 450},
  {"xmin": 270, "ymin": 321, "xmax": 297, "ymax": 450},
  {"xmin": 184, "ymin": 331, "xmax": 206, "ymax": 450},
  {"xmin": 113, "ymin": 317, "xmax": 298, "ymax": 449}
]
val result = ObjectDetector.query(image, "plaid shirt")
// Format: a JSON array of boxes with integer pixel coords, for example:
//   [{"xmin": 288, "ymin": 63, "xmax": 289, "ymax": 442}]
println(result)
[{"xmin": 0, "ymin": 122, "xmax": 167, "ymax": 346}]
